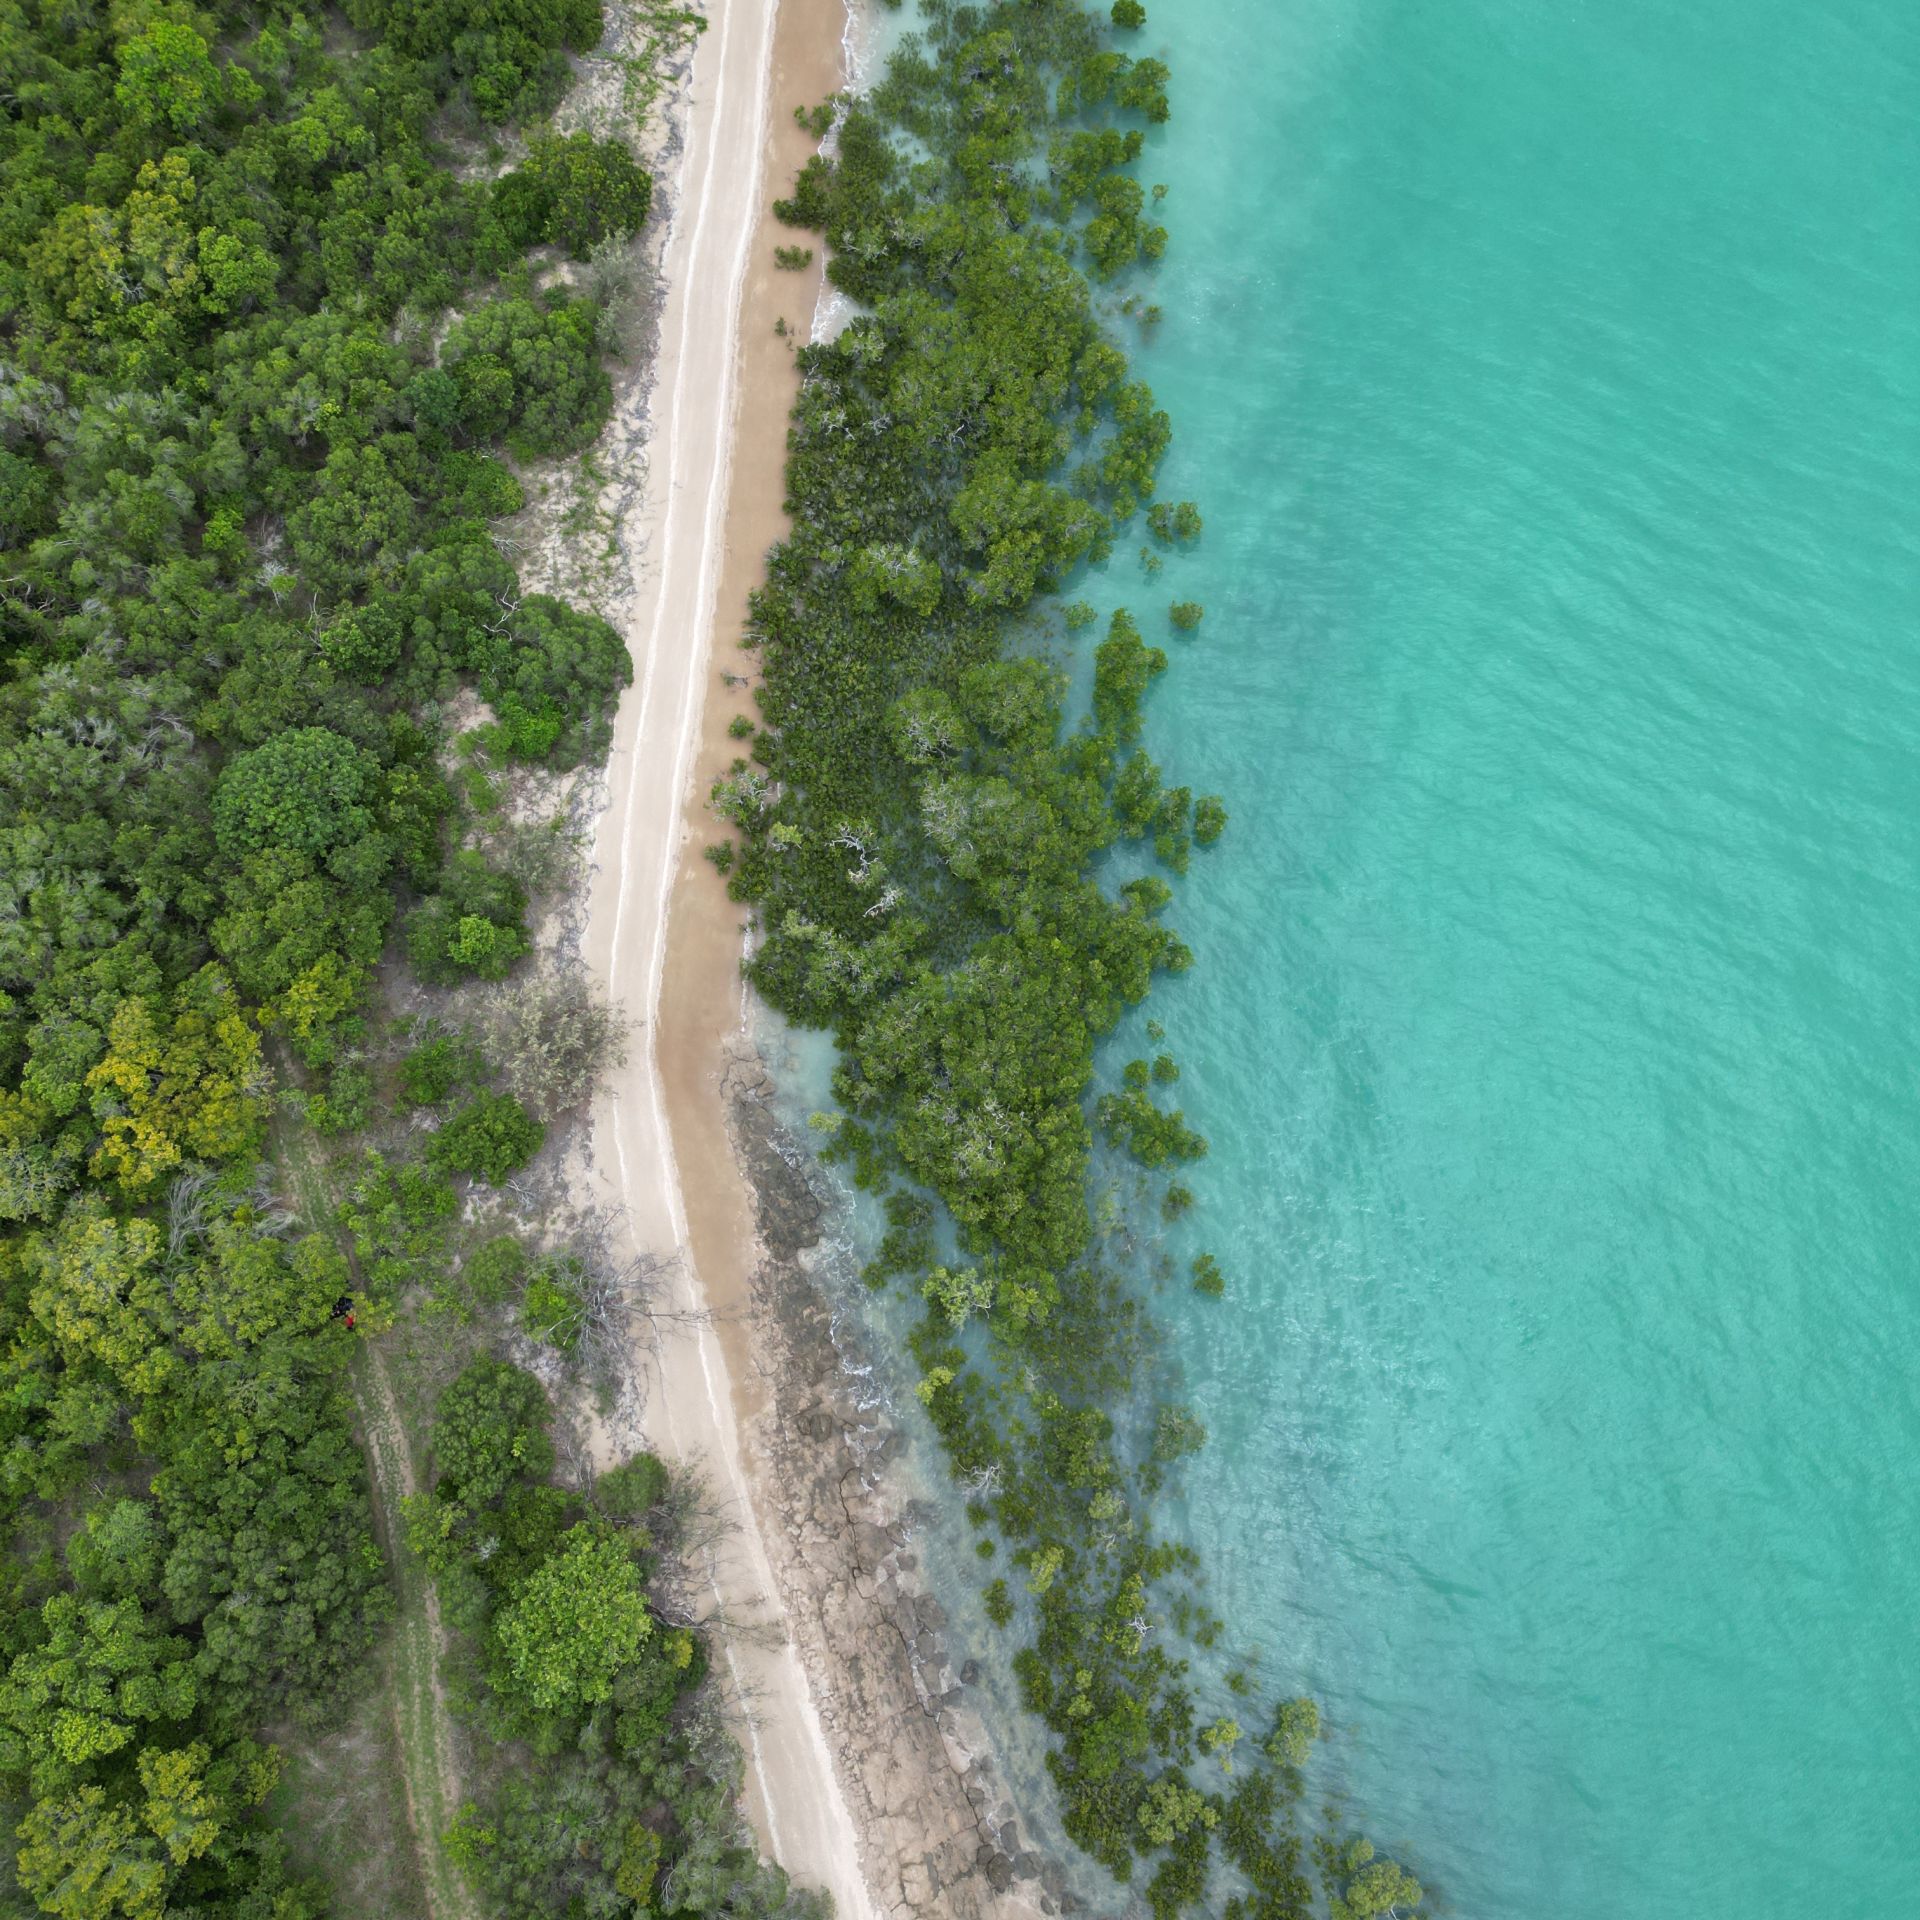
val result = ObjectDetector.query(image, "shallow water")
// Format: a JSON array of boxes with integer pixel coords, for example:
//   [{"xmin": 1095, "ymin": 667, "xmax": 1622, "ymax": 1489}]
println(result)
[
  {"xmin": 1114, "ymin": 0, "xmax": 1920, "ymax": 1913},
  {"xmin": 794, "ymin": 1, "xmax": 1920, "ymax": 1913}
]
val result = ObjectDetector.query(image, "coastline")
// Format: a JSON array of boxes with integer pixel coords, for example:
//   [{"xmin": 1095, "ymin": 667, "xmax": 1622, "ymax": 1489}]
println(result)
[
  {"xmin": 579, "ymin": 0, "xmax": 1074, "ymax": 1913},
  {"xmin": 580, "ymin": 0, "xmax": 1059, "ymax": 1913},
  {"xmin": 716, "ymin": 1039, "xmax": 1078, "ymax": 1919}
]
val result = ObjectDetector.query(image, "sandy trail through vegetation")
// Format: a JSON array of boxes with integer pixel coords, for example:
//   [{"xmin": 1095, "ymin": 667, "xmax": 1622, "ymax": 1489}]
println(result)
[
  {"xmin": 271, "ymin": 1101, "xmax": 474, "ymax": 1920},
  {"xmin": 350, "ymin": 1344, "xmax": 473, "ymax": 1920}
]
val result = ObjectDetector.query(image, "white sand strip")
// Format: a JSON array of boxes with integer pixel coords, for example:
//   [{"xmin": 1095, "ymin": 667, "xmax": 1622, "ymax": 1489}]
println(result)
[{"xmin": 582, "ymin": 1, "xmax": 879, "ymax": 1912}]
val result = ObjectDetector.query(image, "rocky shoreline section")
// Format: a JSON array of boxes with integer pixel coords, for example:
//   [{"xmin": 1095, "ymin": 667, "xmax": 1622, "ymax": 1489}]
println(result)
[{"xmin": 721, "ymin": 1040, "xmax": 1091, "ymax": 1920}]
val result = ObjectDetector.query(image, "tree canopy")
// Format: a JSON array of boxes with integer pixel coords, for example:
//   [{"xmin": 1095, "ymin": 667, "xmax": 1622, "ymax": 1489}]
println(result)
[
  {"xmin": 490, "ymin": 1524, "xmax": 651, "ymax": 1712},
  {"xmin": 0, "ymin": 0, "xmax": 661, "ymax": 1907},
  {"xmin": 494, "ymin": 131, "xmax": 654, "ymax": 260}
]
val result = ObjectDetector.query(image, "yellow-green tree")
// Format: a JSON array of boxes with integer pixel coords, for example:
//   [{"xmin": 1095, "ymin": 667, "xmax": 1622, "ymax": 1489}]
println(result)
[
  {"xmin": 15, "ymin": 1787, "xmax": 167, "ymax": 1920},
  {"xmin": 23, "ymin": 1204, "xmax": 175, "ymax": 1401},
  {"xmin": 85, "ymin": 969, "xmax": 266, "ymax": 1196},
  {"xmin": 0, "ymin": 1594, "xmax": 197, "ymax": 1796},
  {"xmin": 491, "ymin": 1526, "xmax": 650, "ymax": 1714},
  {"xmin": 113, "ymin": 13, "xmax": 219, "ymax": 134}
]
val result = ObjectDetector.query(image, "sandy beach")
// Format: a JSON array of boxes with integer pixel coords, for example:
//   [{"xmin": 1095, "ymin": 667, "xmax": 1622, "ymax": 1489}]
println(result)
[
  {"xmin": 579, "ymin": 0, "xmax": 873, "ymax": 1909},
  {"xmin": 581, "ymin": 1, "xmax": 1069, "ymax": 1915}
]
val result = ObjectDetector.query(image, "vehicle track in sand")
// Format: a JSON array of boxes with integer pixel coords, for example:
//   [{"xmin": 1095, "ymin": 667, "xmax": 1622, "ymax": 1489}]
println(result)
[
  {"xmin": 576, "ymin": 0, "xmax": 882, "ymax": 1910},
  {"xmin": 273, "ymin": 1105, "xmax": 475, "ymax": 1920}
]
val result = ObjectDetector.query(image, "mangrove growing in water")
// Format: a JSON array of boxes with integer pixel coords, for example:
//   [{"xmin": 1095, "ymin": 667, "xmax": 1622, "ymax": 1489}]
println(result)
[{"xmin": 731, "ymin": 2, "xmax": 1425, "ymax": 1914}]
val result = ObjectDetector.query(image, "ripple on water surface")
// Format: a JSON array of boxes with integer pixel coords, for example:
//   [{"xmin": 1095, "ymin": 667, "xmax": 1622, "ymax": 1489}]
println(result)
[{"xmin": 1100, "ymin": 0, "xmax": 1920, "ymax": 1914}]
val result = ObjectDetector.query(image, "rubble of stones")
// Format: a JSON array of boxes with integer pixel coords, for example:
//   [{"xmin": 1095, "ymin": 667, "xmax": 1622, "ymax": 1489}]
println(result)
[{"xmin": 721, "ymin": 1043, "xmax": 1092, "ymax": 1919}]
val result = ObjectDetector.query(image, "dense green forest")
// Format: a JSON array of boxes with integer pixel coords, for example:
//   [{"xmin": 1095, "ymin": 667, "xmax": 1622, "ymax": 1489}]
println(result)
[
  {"xmin": 730, "ymin": 2, "xmax": 1424, "ymax": 1915},
  {"xmin": 0, "ymin": 1, "xmax": 818, "ymax": 1915}
]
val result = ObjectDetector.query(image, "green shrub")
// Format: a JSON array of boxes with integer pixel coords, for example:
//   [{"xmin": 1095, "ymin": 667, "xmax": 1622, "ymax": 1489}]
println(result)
[
  {"xmin": 310, "ymin": 1058, "xmax": 375, "ymax": 1134},
  {"xmin": 491, "ymin": 1525, "xmax": 650, "ymax": 1713},
  {"xmin": 405, "ymin": 853, "xmax": 532, "ymax": 985},
  {"xmin": 595, "ymin": 1452, "xmax": 668, "ymax": 1520},
  {"xmin": 442, "ymin": 1360, "xmax": 555, "ymax": 1494},
  {"xmin": 398, "ymin": 1032, "xmax": 485, "ymax": 1108},
  {"xmin": 320, "ymin": 605, "xmax": 405, "ymax": 682},
  {"xmin": 428, "ymin": 1092, "xmax": 544, "ymax": 1185},
  {"xmin": 442, "ymin": 296, "xmax": 612, "ymax": 458},
  {"xmin": 520, "ymin": 1253, "xmax": 585, "ymax": 1349},
  {"xmin": 462, "ymin": 1234, "xmax": 530, "ymax": 1308},
  {"xmin": 466, "ymin": 594, "xmax": 632, "ymax": 769},
  {"xmin": 1148, "ymin": 499, "xmax": 1204, "ymax": 543},
  {"xmin": 494, "ymin": 132, "xmax": 652, "ymax": 260},
  {"xmin": 346, "ymin": 0, "xmax": 604, "ymax": 121},
  {"xmin": 212, "ymin": 728, "xmax": 386, "ymax": 867}
]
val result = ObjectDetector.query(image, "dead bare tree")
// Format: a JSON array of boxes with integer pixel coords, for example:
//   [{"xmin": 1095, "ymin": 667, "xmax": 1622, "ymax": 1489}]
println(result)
[
  {"xmin": 483, "ymin": 962, "xmax": 630, "ymax": 1121},
  {"xmin": 490, "ymin": 810, "xmax": 584, "ymax": 899},
  {"xmin": 639, "ymin": 1462, "xmax": 789, "ymax": 1654},
  {"xmin": 652, "ymin": 1457, "xmax": 733, "ymax": 1564},
  {"xmin": 165, "ymin": 1169, "xmax": 218, "ymax": 1258},
  {"xmin": 570, "ymin": 1246, "xmax": 654, "ymax": 1383}
]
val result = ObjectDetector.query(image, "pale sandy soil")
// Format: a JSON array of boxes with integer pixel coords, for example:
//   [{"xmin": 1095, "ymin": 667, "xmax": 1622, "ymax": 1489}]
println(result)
[{"xmin": 578, "ymin": 0, "xmax": 878, "ymax": 1912}]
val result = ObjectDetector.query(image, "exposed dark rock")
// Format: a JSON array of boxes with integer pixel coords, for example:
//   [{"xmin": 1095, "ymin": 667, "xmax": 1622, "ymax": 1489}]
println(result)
[{"xmin": 715, "ymin": 1038, "xmax": 1064, "ymax": 1919}]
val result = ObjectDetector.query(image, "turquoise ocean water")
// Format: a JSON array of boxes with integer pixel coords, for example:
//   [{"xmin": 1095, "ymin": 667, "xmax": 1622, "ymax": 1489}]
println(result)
[
  {"xmin": 1107, "ymin": 0, "xmax": 1920, "ymax": 1913},
  {"xmin": 803, "ymin": 2, "xmax": 1920, "ymax": 1913}
]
